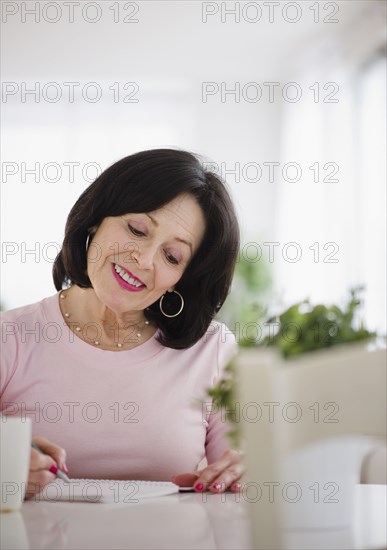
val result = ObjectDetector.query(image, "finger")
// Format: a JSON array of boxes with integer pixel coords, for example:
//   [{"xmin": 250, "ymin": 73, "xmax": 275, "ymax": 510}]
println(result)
[
  {"xmin": 29, "ymin": 448, "xmax": 57, "ymax": 472},
  {"xmin": 194, "ymin": 450, "xmax": 245, "ymax": 492},
  {"xmin": 32, "ymin": 436, "xmax": 67, "ymax": 471},
  {"xmin": 25, "ymin": 470, "xmax": 56, "ymax": 500},
  {"xmin": 230, "ymin": 481, "xmax": 243, "ymax": 493},
  {"xmin": 170, "ymin": 472, "xmax": 200, "ymax": 487},
  {"xmin": 209, "ymin": 461, "xmax": 245, "ymax": 493}
]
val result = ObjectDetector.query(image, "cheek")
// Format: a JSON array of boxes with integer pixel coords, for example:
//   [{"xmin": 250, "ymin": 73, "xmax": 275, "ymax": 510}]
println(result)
[
  {"xmin": 152, "ymin": 266, "xmax": 183, "ymax": 293},
  {"xmin": 95, "ymin": 230, "xmax": 132, "ymax": 260},
  {"xmin": 86, "ymin": 231, "xmax": 121, "ymax": 275}
]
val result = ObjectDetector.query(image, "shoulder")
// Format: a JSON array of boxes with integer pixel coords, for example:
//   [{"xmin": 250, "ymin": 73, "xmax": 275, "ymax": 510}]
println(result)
[
  {"xmin": 1, "ymin": 294, "xmax": 58, "ymax": 324},
  {"xmin": 0, "ymin": 294, "xmax": 61, "ymax": 395},
  {"xmin": 189, "ymin": 320, "xmax": 238, "ymax": 378},
  {"xmin": 1, "ymin": 293, "xmax": 59, "ymax": 342},
  {"xmin": 211, "ymin": 320, "xmax": 238, "ymax": 373},
  {"xmin": 1, "ymin": 300, "xmax": 42, "ymax": 324},
  {"xmin": 0, "ymin": 298, "xmax": 43, "ymax": 395},
  {"xmin": 204, "ymin": 320, "xmax": 238, "ymax": 355},
  {"xmin": 159, "ymin": 321, "xmax": 238, "ymax": 378}
]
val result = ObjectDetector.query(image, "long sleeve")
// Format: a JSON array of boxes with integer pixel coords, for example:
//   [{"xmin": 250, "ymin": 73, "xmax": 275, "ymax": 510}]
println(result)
[
  {"xmin": 205, "ymin": 328, "xmax": 238, "ymax": 464},
  {"xmin": 0, "ymin": 310, "xmax": 21, "ymax": 400}
]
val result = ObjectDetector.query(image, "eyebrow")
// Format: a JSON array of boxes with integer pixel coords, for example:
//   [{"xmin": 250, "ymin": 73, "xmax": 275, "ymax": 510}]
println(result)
[{"xmin": 145, "ymin": 214, "xmax": 193, "ymax": 253}]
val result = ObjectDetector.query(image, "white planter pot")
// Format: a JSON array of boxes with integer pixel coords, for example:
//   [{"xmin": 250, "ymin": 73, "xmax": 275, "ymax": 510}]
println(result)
[{"xmin": 235, "ymin": 343, "xmax": 386, "ymax": 533}]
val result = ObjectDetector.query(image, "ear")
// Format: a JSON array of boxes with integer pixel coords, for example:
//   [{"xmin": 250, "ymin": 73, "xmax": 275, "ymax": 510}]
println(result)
[{"xmin": 88, "ymin": 225, "xmax": 98, "ymax": 236}]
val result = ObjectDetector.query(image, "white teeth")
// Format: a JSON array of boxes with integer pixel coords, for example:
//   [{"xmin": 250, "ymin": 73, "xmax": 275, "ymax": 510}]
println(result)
[
  {"xmin": 122, "ymin": 272, "xmax": 131, "ymax": 283},
  {"xmin": 114, "ymin": 264, "xmax": 143, "ymax": 287}
]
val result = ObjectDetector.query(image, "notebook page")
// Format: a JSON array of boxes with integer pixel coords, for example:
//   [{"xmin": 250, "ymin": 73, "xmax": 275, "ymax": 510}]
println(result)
[{"xmin": 37, "ymin": 479, "xmax": 179, "ymax": 503}]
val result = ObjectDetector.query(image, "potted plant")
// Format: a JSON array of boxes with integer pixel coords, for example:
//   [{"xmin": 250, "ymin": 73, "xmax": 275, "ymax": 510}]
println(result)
[
  {"xmin": 208, "ymin": 286, "xmax": 379, "ymax": 447},
  {"xmin": 208, "ymin": 287, "xmax": 385, "ymax": 532}
]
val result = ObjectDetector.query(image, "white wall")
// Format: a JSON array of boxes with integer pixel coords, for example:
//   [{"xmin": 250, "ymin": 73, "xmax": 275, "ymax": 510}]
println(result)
[{"xmin": 1, "ymin": 1, "xmax": 386, "ymax": 334}]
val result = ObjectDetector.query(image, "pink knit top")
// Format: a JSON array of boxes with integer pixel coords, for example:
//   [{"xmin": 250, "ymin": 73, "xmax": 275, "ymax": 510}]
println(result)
[{"xmin": 0, "ymin": 293, "xmax": 237, "ymax": 480}]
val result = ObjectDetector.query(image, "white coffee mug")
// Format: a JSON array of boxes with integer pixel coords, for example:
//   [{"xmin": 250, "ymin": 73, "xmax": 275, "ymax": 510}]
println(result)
[{"xmin": 0, "ymin": 416, "xmax": 32, "ymax": 512}]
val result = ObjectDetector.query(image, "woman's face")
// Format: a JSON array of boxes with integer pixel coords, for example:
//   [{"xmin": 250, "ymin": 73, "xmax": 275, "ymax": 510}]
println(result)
[{"xmin": 86, "ymin": 194, "xmax": 206, "ymax": 314}]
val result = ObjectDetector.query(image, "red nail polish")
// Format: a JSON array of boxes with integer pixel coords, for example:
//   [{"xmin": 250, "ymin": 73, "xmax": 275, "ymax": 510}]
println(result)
[
  {"xmin": 194, "ymin": 483, "xmax": 204, "ymax": 492},
  {"xmin": 49, "ymin": 465, "xmax": 58, "ymax": 475},
  {"xmin": 211, "ymin": 483, "xmax": 222, "ymax": 492}
]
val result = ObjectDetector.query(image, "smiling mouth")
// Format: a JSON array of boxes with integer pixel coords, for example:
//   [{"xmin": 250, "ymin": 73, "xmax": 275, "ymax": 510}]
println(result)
[{"xmin": 113, "ymin": 264, "xmax": 146, "ymax": 288}]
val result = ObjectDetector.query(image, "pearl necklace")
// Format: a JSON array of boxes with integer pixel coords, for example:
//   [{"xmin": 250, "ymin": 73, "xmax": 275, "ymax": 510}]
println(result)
[{"xmin": 60, "ymin": 290, "xmax": 150, "ymax": 349}]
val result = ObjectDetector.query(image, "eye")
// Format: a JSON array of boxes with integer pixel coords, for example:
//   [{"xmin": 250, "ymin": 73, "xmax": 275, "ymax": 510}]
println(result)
[
  {"xmin": 128, "ymin": 224, "xmax": 145, "ymax": 237},
  {"xmin": 164, "ymin": 251, "xmax": 179, "ymax": 265}
]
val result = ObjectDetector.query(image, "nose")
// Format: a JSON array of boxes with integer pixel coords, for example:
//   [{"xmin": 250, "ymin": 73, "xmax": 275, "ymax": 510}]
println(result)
[{"xmin": 130, "ymin": 244, "xmax": 154, "ymax": 270}]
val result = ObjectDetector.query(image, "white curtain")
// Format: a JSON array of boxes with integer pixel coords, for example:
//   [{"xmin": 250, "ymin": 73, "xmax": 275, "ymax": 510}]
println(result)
[{"xmin": 273, "ymin": 4, "xmax": 386, "ymax": 334}]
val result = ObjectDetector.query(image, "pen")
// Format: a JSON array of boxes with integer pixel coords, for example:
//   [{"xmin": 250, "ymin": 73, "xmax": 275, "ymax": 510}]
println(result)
[{"xmin": 31, "ymin": 442, "xmax": 71, "ymax": 483}]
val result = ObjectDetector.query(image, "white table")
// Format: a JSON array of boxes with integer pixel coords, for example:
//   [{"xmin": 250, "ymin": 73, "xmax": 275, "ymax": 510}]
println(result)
[{"xmin": 1, "ymin": 484, "xmax": 386, "ymax": 550}]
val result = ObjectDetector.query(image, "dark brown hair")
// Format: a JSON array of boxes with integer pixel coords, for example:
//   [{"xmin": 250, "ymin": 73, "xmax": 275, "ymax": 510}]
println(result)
[{"xmin": 53, "ymin": 149, "xmax": 239, "ymax": 349}]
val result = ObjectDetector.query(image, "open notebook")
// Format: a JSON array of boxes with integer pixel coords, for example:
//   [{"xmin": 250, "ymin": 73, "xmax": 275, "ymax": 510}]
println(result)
[{"xmin": 36, "ymin": 479, "xmax": 179, "ymax": 503}]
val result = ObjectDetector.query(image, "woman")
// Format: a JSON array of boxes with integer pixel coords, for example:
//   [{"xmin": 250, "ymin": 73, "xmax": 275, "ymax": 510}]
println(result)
[{"xmin": 0, "ymin": 149, "xmax": 244, "ymax": 498}]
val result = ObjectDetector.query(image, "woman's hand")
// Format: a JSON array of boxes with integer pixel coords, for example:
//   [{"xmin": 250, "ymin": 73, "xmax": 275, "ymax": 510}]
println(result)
[
  {"xmin": 171, "ymin": 449, "xmax": 245, "ymax": 493},
  {"xmin": 25, "ymin": 436, "xmax": 68, "ymax": 500}
]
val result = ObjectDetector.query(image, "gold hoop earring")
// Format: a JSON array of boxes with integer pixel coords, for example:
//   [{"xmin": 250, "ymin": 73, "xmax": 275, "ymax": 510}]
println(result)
[
  {"xmin": 159, "ymin": 290, "xmax": 184, "ymax": 318},
  {"xmin": 85, "ymin": 233, "xmax": 91, "ymax": 253}
]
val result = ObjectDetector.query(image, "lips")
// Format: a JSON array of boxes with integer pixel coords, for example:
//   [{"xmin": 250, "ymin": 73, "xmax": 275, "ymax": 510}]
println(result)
[{"xmin": 112, "ymin": 263, "xmax": 146, "ymax": 291}]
